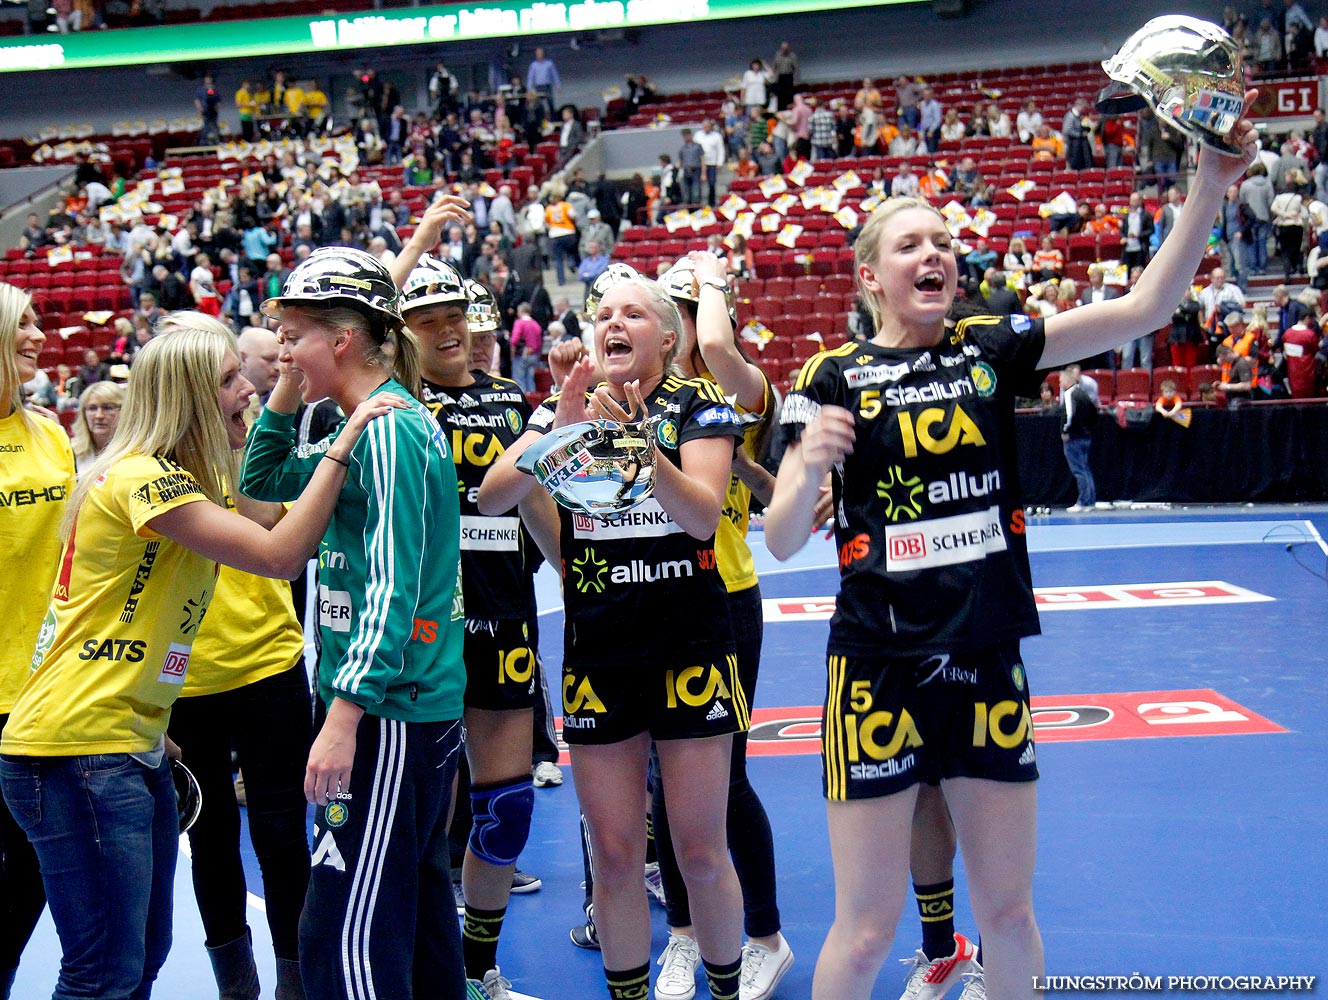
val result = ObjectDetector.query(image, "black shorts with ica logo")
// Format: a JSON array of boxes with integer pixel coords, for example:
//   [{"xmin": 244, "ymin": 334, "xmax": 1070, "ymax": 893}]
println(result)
[
  {"xmin": 560, "ymin": 652, "xmax": 749, "ymax": 746},
  {"xmin": 462, "ymin": 618, "xmax": 538, "ymax": 711},
  {"xmin": 821, "ymin": 640, "xmax": 1038, "ymax": 801}
]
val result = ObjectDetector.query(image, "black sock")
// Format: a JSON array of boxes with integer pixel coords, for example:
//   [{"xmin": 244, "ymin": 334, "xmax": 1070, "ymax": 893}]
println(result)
[
  {"xmin": 914, "ymin": 878, "xmax": 956, "ymax": 961},
  {"xmin": 605, "ymin": 963, "xmax": 649, "ymax": 1000},
  {"xmin": 461, "ymin": 903, "xmax": 506, "ymax": 979},
  {"xmin": 703, "ymin": 957, "xmax": 742, "ymax": 1000},
  {"xmin": 644, "ymin": 811, "xmax": 657, "ymax": 865}
]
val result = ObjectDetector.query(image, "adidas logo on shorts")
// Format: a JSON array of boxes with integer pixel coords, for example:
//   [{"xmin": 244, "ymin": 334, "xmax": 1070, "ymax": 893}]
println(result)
[
  {"xmin": 1018, "ymin": 743, "xmax": 1037, "ymax": 766},
  {"xmin": 705, "ymin": 702, "xmax": 729, "ymax": 721}
]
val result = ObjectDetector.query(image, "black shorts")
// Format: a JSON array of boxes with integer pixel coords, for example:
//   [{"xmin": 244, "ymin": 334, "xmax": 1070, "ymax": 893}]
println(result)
[
  {"xmin": 463, "ymin": 618, "xmax": 537, "ymax": 712},
  {"xmin": 821, "ymin": 640, "xmax": 1038, "ymax": 801},
  {"xmin": 561, "ymin": 653, "xmax": 748, "ymax": 746}
]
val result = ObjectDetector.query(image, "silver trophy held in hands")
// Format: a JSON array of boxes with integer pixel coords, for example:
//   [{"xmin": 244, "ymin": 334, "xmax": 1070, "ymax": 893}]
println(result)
[
  {"xmin": 517, "ymin": 417, "xmax": 661, "ymax": 519},
  {"xmin": 1096, "ymin": 15, "xmax": 1246, "ymax": 149}
]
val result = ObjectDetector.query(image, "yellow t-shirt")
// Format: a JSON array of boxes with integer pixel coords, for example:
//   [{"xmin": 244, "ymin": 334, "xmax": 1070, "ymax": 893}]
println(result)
[
  {"xmin": 700, "ymin": 368, "xmax": 772, "ymax": 594},
  {"xmin": 183, "ymin": 493, "xmax": 304, "ymax": 698},
  {"xmin": 284, "ymin": 86, "xmax": 306, "ymax": 117},
  {"xmin": 302, "ymin": 88, "xmax": 328, "ymax": 120},
  {"xmin": 0, "ymin": 410, "xmax": 75, "ymax": 715},
  {"xmin": 2, "ymin": 454, "xmax": 217, "ymax": 755},
  {"xmin": 235, "ymin": 86, "xmax": 257, "ymax": 120}
]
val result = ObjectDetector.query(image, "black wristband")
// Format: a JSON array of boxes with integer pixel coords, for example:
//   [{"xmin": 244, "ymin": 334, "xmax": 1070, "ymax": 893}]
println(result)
[{"xmin": 324, "ymin": 453, "xmax": 351, "ymax": 468}]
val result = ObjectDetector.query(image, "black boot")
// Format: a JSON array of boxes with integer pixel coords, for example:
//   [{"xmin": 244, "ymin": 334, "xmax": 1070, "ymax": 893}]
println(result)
[
  {"xmin": 275, "ymin": 957, "xmax": 305, "ymax": 1000},
  {"xmin": 206, "ymin": 929, "xmax": 260, "ymax": 1000}
]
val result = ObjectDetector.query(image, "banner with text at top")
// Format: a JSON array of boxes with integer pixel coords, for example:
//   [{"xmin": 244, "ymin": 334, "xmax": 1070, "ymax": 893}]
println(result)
[{"xmin": 0, "ymin": 0, "xmax": 923, "ymax": 74}]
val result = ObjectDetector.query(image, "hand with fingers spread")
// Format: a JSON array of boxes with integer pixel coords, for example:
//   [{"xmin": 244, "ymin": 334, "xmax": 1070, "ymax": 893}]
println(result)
[
  {"xmin": 553, "ymin": 355, "xmax": 600, "ymax": 428},
  {"xmin": 326, "ymin": 392, "xmax": 413, "ymax": 462},
  {"xmin": 409, "ymin": 194, "xmax": 473, "ymax": 254},
  {"xmin": 800, "ymin": 405, "xmax": 856, "ymax": 479},
  {"xmin": 591, "ymin": 379, "xmax": 645, "ymax": 424}
]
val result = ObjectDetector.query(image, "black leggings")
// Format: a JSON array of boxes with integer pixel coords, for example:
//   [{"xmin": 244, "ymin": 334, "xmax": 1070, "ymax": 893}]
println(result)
[
  {"xmin": 651, "ymin": 584, "xmax": 782, "ymax": 939},
  {"xmin": 168, "ymin": 663, "xmax": 313, "ymax": 959},
  {"xmin": 0, "ymin": 713, "xmax": 45, "ymax": 973}
]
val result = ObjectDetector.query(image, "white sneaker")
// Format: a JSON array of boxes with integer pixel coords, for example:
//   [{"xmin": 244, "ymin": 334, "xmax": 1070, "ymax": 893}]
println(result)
[
  {"xmin": 739, "ymin": 932, "xmax": 794, "ymax": 1000},
  {"xmin": 957, "ymin": 967, "xmax": 986, "ymax": 1000},
  {"xmin": 467, "ymin": 967, "xmax": 513, "ymax": 1000},
  {"xmin": 897, "ymin": 933, "xmax": 979, "ymax": 1000},
  {"xmin": 654, "ymin": 933, "xmax": 701, "ymax": 1000},
  {"xmin": 1066, "ymin": 503, "xmax": 1090, "ymax": 513},
  {"xmin": 532, "ymin": 761, "xmax": 563, "ymax": 787}
]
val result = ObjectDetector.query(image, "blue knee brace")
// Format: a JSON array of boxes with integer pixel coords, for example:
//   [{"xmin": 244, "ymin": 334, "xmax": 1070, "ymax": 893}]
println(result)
[{"xmin": 468, "ymin": 777, "xmax": 534, "ymax": 866}]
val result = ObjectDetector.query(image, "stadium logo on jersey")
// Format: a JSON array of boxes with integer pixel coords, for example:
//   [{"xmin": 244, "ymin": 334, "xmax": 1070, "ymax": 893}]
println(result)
[
  {"xmin": 572, "ymin": 499, "xmax": 680, "ymax": 540},
  {"xmin": 318, "ymin": 585, "xmax": 353, "ymax": 632},
  {"xmin": 451, "ymin": 412, "xmax": 511, "ymax": 429},
  {"xmin": 970, "ymin": 362, "xmax": 997, "ymax": 397},
  {"xmin": 779, "ymin": 393, "xmax": 822, "ymax": 425},
  {"xmin": 876, "ymin": 466, "xmax": 924, "ymax": 522},
  {"xmin": 563, "ymin": 674, "xmax": 607, "ymax": 715},
  {"xmin": 0, "ymin": 444, "xmax": 25, "ymax": 453},
  {"xmin": 884, "ymin": 505, "xmax": 1007, "ymax": 571},
  {"xmin": 157, "ymin": 642, "xmax": 191, "ymax": 685},
  {"xmin": 505, "ymin": 408, "xmax": 523, "ymax": 434},
  {"xmin": 571, "ymin": 548, "xmax": 609, "ymax": 593},
  {"xmin": 656, "ymin": 419, "xmax": 679, "ymax": 449},
  {"xmin": 881, "ymin": 378, "xmax": 974, "ymax": 408}
]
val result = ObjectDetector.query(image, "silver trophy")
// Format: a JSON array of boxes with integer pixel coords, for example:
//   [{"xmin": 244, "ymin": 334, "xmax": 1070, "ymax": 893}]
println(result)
[{"xmin": 517, "ymin": 417, "xmax": 661, "ymax": 519}]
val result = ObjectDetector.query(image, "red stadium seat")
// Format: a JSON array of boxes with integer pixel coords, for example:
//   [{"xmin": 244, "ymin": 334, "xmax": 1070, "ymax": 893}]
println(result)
[
  {"xmin": 1081, "ymin": 369, "xmax": 1115, "ymax": 403},
  {"xmin": 1152, "ymin": 366, "xmax": 1189, "ymax": 398},
  {"xmin": 1189, "ymin": 365, "xmax": 1221, "ymax": 399},
  {"xmin": 1113, "ymin": 368, "xmax": 1150, "ymax": 399}
]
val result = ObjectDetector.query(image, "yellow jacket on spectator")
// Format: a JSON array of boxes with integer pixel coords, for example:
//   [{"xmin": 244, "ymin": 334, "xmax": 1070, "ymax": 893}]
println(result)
[
  {"xmin": 284, "ymin": 86, "xmax": 305, "ymax": 117},
  {"xmin": 235, "ymin": 86, "xmax": 257, "ymax": 121},
  {"xmin": 302, "ymin": 87, "xmax": 329, "ymax": 121}
]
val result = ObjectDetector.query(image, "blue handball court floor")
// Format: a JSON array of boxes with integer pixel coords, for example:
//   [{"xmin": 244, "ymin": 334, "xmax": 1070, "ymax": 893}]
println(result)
[{"xmin": 13, "ymin": 505, "xmax": 1328, "ymax": 999}]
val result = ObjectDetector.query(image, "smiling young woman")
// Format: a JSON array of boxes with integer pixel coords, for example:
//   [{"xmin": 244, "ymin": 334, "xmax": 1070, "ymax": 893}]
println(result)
[
  {"xmin": 0, "ymin": 311, "xmax": 395, "ymax": 1000},
  {"xmin": 480, "ymin": 276, "xmax": 748, "ymax": 1000},
  {"xmin": 766, "ymin": 92, "xmax": 1260, "ymax": 1000}
]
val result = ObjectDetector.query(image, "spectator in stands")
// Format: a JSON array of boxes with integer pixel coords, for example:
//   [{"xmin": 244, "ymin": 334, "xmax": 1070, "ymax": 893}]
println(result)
[
  {"xmin": 1059, "ymin": 365, "xmax": 1099, "ymax": 511},
  {"xmin": 747, "ymin": 106, "xmax": 772, "ymax": 155},
  {"xmin": 1197, "ymin": 266, "xmax": 1246, "ymax": 337},
  {"xmin": 964, "ymin": 239, "xmax": 996, "ymax": 283},
  {"xmin": 853, "ymin": 77, "xmax": 882, "ymax": 113},
  {"xmin": 809, "ymin": 98, "xmax": 836, "ymax": 161},
  {"xmin": 982, "ymin": 102, "xmax": 1012, "ymax": 140},
  {"xmin": 951, "ymin": 156, "xmax": 989, "ymax": 207},
  {"xmin": 1154, "ymin": 379, "xmax": 1186, "ymax": 420},
  {"xmin": 918, "ymin": 86, "xmax": 943, "ymax": 153},
  {"xmin": 894, "ymin": 75, "xmax": 922, "ymax": 128},
  {"xmin": 1030, "ymin": 122, "xmax": 1065, "ymax": 162},
  {"xmin": 697, "ymin": 119, "xmax": 726, "ymax": 207},
  {"xmin": 1274, "ymin": 142, "xmax": 1311, "ymax": 194},
  {"xmin": 489, "ymin": 185, "xmax": 517, "ymax": 241},
  {"xmin": 983, "ymin": 270, "xmax": 1021, "ymax": 315},
  {"xmin": 148, "ymin": 263, "xmax": 189, "ymax": 311},
  {"xmin": 1271, "ymin": 181, "xmax": 1310, "ymax": 278},
  {"xmin": 788, "ymin": 93, "xmax": 813, "ymax": 159},
  {"xmin": 509, "ymin": 301, "xmax": 543, "ymax": 393},
  {"xmin": 1270, "ymin": 284, "xmax": 1309, "ymax": 341},
  {"xmin": 733, "ymin": 146, "xmax": 758, "ymax": 181},
  {"xmin": 1256, "ymin": 17, "xmax": 1283, "ymax": 71},
  {"xmin": 890, "ymin": 161, "xmax": 920, "ymax": 198},
  {"xmin": 835, "ymin": 102, "xmax": 857, "ymax": 158},
  {"xmin": 576, "ymin": 240, "xmax": 609, "ymax": 298},
  {"xmin": 1216, "ymin": 342, "xmax": 1255, "ymax": 402},
  {"xmin": 195, "ymin": 73, "xmax": 222, "ymax": 146},
  {"xmin": 1280, "ymin": 300, "xmax": 1322, "ymax": 397},
  {"xmin": 189, "ymin": 252, "xmax": 221, "ymax": 317},
  {"xmin": 1155, "ymin": 187, "xmax": 1185, "ymax": 249},
  {"xmin": 940, "ymin": 107, "xmax": 966, "ymax": 144},
  {"xmin": 544, "ymin": 189, "xmax": 579, "ymax": 286},
  {"xmin": 1003, "ymin": 236, "xmax": 1033, "ymax": 273},
  {"xmin": 1016, "ymin": 99, "xmax": 1043, "ymax": 144},
  {"xmin": 1240, "ymin": 162, "xmax": 1274, "ymax": 275},
  {"xmin": 1063, "ymin": 98, "xmax": 1092, "ymax": 170},
  {"xmin": 771, "ymin": 42, "xmax": 798, "ymax": 110},
  {"xmin": 76, "ymin": 347, "xmax": 110, "ymax": 391},
  {"xmin": 557, "ymin": 106, "xmax": 587, "ymax": 169},
  {"xmin": 18, "ymin": 213, "xmax": 46, "ymax": 252},
  {"xmin": 1148, "ymin": 118, "xmax": 1186, "ymax": 195},
  {"xmin": 678, "ymin": 129, "xmax": 704, "ymax": 205},
  {"xmin": 1033, "ymin": 235, "xmax": 1064, "ymax": 281},
  {"xmin": 1167, "ymin": 289, "xmax": 1204, "ymax": 368},
  {"xmin": 741, "ymin": 58, "xmax": 774, "ymax": 112},
  {"xmin": 888, "ymin": 122, "xmax": 919, "ymax": 158},
  {"xmin": 579, "ymin": 208, "xmax": 615, "ymax": 260}
]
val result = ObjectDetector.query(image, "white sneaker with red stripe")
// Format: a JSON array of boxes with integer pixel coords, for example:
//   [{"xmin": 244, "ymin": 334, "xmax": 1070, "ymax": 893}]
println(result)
[{"xmin": 897, "ymin": 933, "xmax": 979, "ymax": 1000}]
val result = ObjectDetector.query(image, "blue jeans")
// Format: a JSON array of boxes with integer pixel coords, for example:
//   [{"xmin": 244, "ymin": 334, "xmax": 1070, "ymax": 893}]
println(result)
[
  {"xmin": 550, "ymin": 233, "xmax": 579, "ymax": 286},
  {"xmin": 1248, "ymin": 219, "xmax": 1271, "ymax": 272},
  {"xmin": 1062, "ymin": 436, "xmax": 1096, "ymax": 506},
  {"xmin": 513, "ymin": 351, "xmax": 540, "ymax": 394},
  {"xmin": 1120, "ymin": 334, "xmax": 1154, "ymax": 370},
  {"xmin": 0, "ymin": 751, "xmax": 177, "ymax": 1000}
]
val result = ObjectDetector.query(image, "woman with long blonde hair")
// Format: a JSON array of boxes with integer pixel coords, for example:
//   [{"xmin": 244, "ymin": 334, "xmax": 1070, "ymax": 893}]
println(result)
[
  {"xmin": 765, "ymin": 90, "xmax": 1258, "ymax": 1000},
  {"xmin": 70, "ymin": 380, "xmax": 123, "ymax": 473},
  {"xmin": 0, "ymin": 281, "xmax": 75, "ymax": 998},
  {"xmin": 0, "ymin": 310, "xmax": 400, "ymax": 1000}
]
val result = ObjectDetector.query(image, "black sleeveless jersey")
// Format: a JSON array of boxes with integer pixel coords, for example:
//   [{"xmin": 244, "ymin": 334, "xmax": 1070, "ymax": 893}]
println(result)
[
  {"xmin": 527, "ymin": 374, "xmax": 744, "ymax": 668},
  {"xmin": 780, "ymin": 314, "xmax": 1047, "ymax": 656},
  {"xmin": 421, "ymin": 374, "xmax": 534, "ymax": 620}
]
